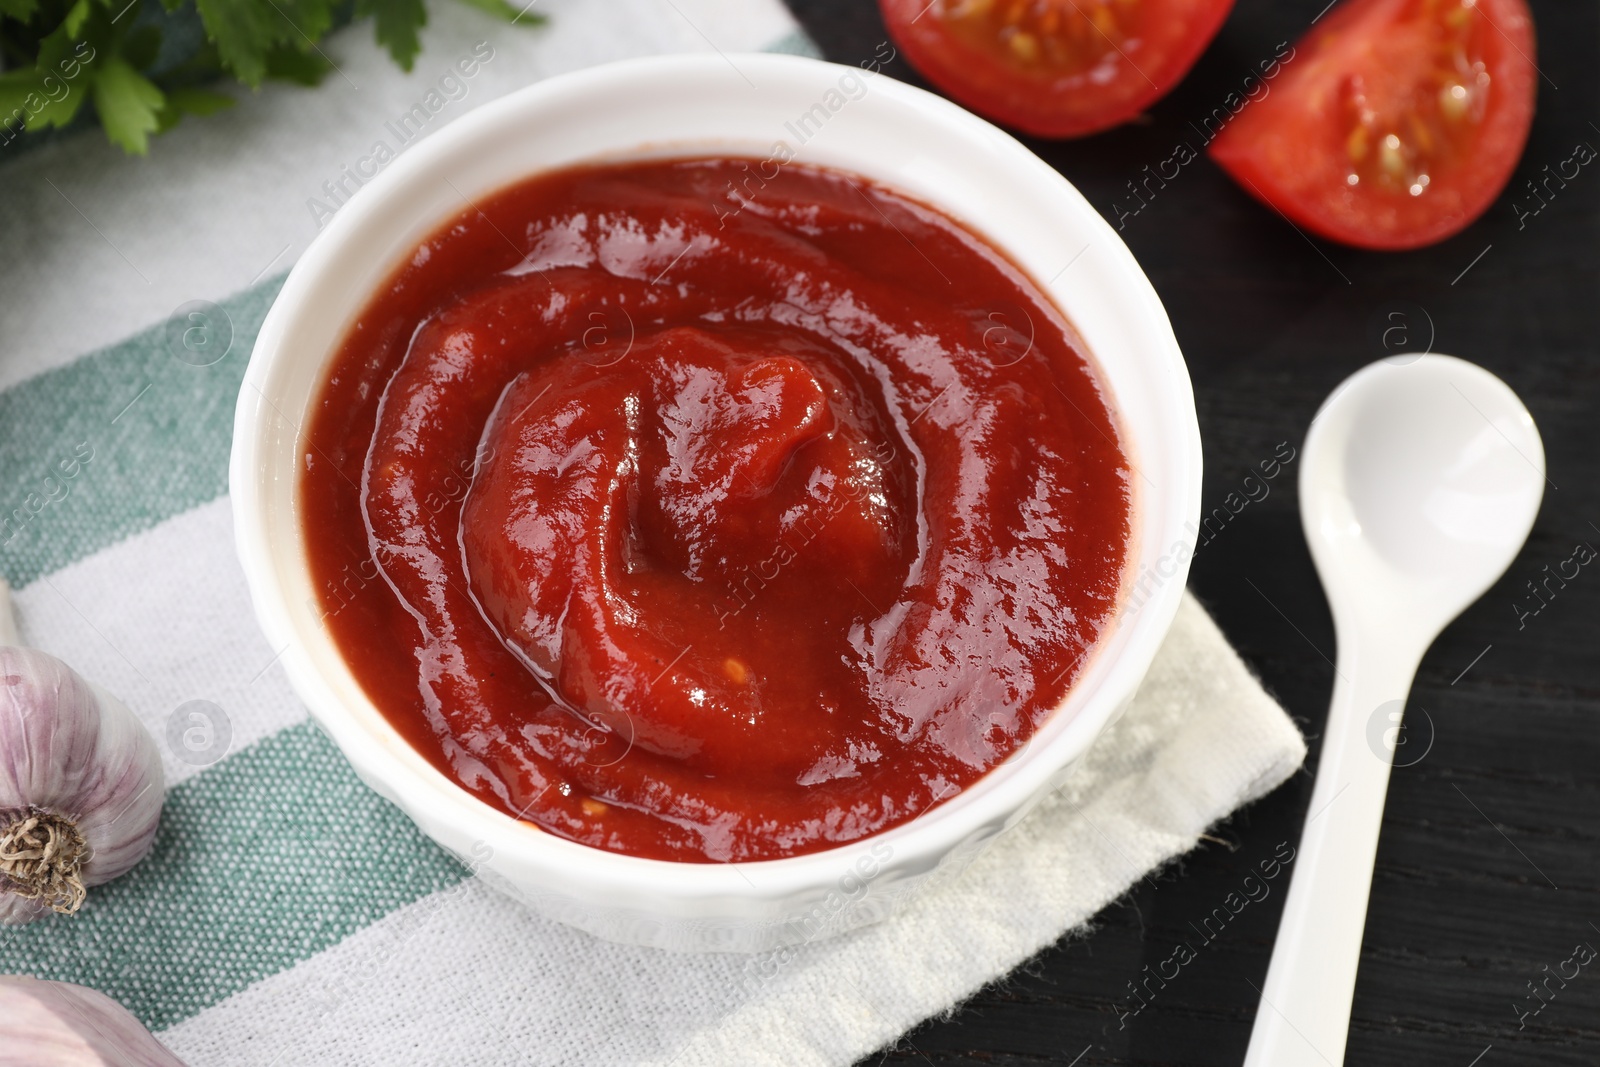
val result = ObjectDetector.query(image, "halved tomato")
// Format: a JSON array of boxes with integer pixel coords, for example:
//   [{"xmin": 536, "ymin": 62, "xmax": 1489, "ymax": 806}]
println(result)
[
  {"xmin": 880, "ymin": 0, "xmax": 1236, "ymax": 139},
  {"xmin": 1208, "ymin": 0, "xmax": 1537, "ymax": 250}
]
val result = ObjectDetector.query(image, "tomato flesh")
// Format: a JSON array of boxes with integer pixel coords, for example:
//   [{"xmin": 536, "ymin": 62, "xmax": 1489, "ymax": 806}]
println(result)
[
  {"xmin": 881, "ymin": 0, "xmax": 1236, "ymax": 138},
  {"xmin": 1209, "ymin": 0, "xmax": 1537, "ymax": 250}
]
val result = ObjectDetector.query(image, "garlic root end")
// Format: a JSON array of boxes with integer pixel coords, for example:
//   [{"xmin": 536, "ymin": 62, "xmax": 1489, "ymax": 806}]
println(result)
[{"xmin": 0, "ymin": 809, "xmax": 89, "ymax": 916}]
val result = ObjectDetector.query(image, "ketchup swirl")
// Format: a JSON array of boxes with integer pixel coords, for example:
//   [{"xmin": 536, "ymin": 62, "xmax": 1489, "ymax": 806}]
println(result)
[{"xmin": 303, "ymin": 159, "xmax": 1130, "ymax": 861}]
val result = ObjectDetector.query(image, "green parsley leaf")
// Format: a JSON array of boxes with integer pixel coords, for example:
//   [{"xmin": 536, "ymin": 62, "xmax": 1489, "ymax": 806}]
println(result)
[
  {"xmin": 62, "ymin": 0, "xmax": 91, "ymax": 37},
  {"xmin": 1, "ymin": 0, "xmax": 546, "ymax": 153},
  {"xmin": 0, "ymin": 0, "xmax": 42, "ymax": 22},
  {"xmin": 262, "ymin": 41, "xmax": 331, "ymax": 85},
  {"xmin": 453, "ymin": 0, "xmax": 543, "ymax": 25},
  {"xmin": 357, "ymin": 0, "xmax": 426, "ymax": 71},
  {"xmin": 154, "ymin": 84, "xmax": 233, "ymax": 131},
  {"xmin": 8, "ymin": 19, "xmax": 100, "ymax": 131},
  {"xmin": 92, "ymin": 54, "xmax": 165, "ymax": 153},
  {"xmin": 0, "ymin": 75, "xmax": 33, "ymax": 133},
  {"xmin": 193, "ymin": 0, "xmax": 337, "ymax": 86}
]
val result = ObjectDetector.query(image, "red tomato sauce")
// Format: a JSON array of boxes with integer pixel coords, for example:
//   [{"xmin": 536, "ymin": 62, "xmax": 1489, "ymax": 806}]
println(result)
[{"xmin": 300, "ymin": 158, "xmax": 1131, "ymax": 861}]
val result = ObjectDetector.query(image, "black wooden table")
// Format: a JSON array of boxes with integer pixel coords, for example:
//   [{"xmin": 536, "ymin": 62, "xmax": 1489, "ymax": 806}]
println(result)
[{"xmin": 782, "ymin": 2, "xmax": 1600, "ymax": 1064}]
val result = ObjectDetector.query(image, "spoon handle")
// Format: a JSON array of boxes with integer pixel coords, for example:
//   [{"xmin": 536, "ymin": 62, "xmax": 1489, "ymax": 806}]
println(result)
[{"xmin": 1242, "ymin": 636, "xmax": 1423, "ymax": 1067}]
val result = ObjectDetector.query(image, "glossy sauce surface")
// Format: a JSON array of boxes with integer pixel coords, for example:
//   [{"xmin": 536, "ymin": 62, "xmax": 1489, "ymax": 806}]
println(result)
[{"xmin": 301, "ymin": 159, "xmax": 1131, "ymax": 861}]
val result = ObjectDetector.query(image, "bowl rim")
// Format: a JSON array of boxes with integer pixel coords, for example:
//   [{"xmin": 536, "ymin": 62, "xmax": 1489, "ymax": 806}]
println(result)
[{"xmin": 230, "ymin": 51, "xmax": 1202, "ymax": 907}]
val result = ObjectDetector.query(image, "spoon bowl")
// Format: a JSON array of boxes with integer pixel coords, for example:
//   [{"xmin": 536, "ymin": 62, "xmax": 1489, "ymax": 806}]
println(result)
[{"xmin": 1301, "ymin": 353, "xmax": 1545, "ymax": 638}]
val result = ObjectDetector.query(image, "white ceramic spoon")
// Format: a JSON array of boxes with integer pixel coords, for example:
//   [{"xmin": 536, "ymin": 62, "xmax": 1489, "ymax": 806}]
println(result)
[{"xmin": 1242, "ymin": 353, "xmax": 1545, "ymax": 1067}]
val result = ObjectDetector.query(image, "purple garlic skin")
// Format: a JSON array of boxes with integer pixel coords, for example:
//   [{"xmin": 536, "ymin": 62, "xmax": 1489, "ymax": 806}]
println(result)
[
  {"xmin": 0, "ymin": 889, "xmax": 49, "ymax": 924},
  {"xmin": 0, "ymin": 975, "xmax": 187, "ymax": 1066},
  {"xmin": 0, "ymin": 647, "xmax": 165, "ymax": 924}
]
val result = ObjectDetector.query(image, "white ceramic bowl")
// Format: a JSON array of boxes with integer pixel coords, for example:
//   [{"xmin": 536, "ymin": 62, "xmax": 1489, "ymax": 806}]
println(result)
[{"xmin": 231, "ymin": 52, "xmax": 1201, "ymax": 953}]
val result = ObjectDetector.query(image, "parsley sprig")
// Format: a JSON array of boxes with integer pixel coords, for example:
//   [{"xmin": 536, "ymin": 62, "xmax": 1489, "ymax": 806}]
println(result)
[{"xmin": 0, "ymin": 0, "xmax": 542, "ymax": 154}]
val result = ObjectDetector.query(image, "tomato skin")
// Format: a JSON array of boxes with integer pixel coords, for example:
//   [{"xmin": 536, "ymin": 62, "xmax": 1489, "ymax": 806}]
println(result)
[
  {"xmin": 1208, "ymin": 0, "xmax": 1538, "ymax": 251},
  {"xmin": 879, "ymin": 0, "xmax": 1237, "ymax": 139}
]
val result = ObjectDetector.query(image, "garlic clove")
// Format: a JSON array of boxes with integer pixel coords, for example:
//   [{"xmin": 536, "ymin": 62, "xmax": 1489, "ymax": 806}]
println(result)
[
  {"xmin": 0, "ymin": 892, "xmax": 50, "ymax": 925},
  {"xmin": 0, "ymin": 975, "xmax": 187, "ymax": 1066},
  {"xmin": 0, "ymin": 582, "xmax": 165, "ymax": 924}
]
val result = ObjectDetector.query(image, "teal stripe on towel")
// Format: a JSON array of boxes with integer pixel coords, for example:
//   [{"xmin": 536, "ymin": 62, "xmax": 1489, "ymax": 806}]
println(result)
[
  {"xmin": 0, "ymin": 277, "xmax": 284, "ymax": 588},
  {"xmin": 0, "ymin": 719, "xmax": 470, "ymax": 1030}
]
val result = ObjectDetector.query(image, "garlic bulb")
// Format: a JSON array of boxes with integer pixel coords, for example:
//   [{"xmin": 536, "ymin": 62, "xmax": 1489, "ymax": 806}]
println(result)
[
  {"xmin": 0, "ymin": 974, "xmax": 187, "ymax": 1066},
  {"xmin": 0, "ymin": 578, "xmax": 165, "ymax": 924}
]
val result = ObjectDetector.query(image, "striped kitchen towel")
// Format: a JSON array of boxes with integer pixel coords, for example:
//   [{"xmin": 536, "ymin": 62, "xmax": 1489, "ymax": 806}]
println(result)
[{"xmin": 0, "ymin": 2, "xmax": 1307, "ymax": 1063}]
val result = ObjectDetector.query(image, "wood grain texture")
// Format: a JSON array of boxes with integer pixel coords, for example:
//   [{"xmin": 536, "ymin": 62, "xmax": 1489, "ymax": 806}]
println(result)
[{"xmin": 780, "ymin": 1, "xmax": 1600, "ymax": 1063}]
